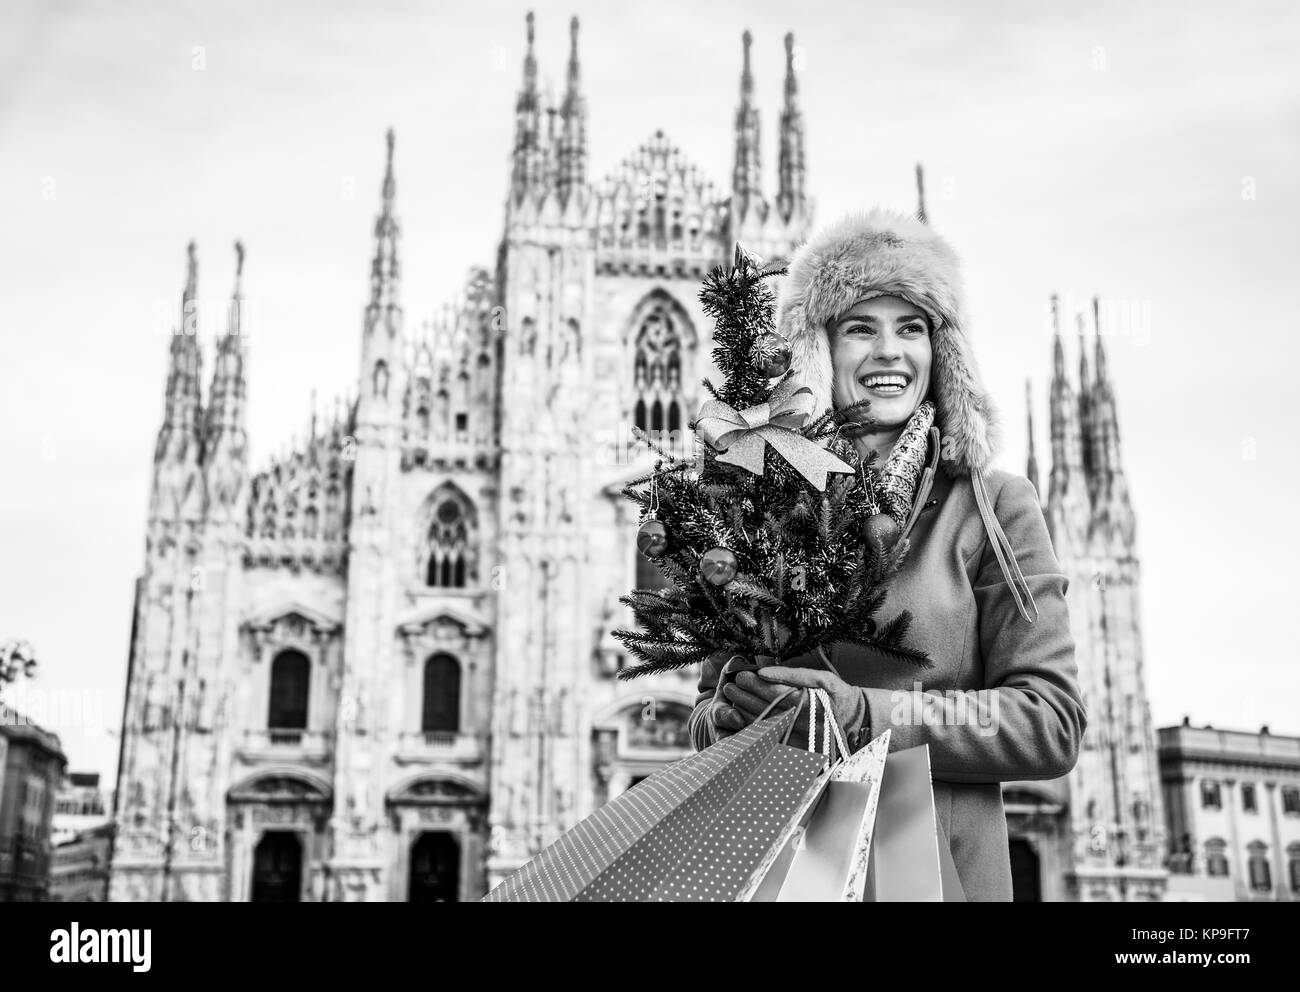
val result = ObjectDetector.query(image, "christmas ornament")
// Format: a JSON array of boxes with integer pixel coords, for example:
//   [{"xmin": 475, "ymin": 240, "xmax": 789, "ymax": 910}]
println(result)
[
  {"xmin": 755, "ymin": 332, "xmax": 792, "ymax": 377},
  {"xmin": 636, "ymin": 468, "xmax": 669, "ymax": 557},
  {"xmin": 637, "ymin": 517, "xmax": 668, "ymax": 557},
  {"xmin": 700, "ymin": 547, "xmax": 738, "ymax": 586},
  {"xmin": 695, "ymin": 376, "xmax": 854, "ymax": 492},
  {"xmin": 864, "ymin": 512, "xmax": 901, "ymax": 556}
]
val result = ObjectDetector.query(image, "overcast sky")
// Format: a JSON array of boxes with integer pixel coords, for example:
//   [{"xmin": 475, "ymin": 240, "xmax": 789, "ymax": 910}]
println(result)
[{"xmin": 1, "ymin": 0, "xmax": 1297, "ymax": 784}]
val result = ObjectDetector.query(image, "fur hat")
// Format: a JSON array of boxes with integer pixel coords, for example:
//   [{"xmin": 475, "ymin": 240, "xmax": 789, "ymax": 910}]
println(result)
[{"xmin": 776, "ymin": 208, "xmax": 999, "ymax": 477}]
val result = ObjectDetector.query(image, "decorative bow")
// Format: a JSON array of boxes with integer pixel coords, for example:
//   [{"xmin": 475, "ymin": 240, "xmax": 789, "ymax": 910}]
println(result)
[{"xmin": 695, "ymin": 376, "xmax": 854, "ymax": 491}]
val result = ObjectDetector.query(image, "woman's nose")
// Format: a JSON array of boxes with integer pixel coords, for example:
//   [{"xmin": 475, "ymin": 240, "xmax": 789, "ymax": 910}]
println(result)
[{"xmin": 871, "ymin": 330, "xmax": 902, "ymax": 361}]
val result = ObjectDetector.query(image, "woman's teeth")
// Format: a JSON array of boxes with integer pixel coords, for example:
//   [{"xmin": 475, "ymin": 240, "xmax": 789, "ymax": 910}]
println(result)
[{"xmin": 860, "ymin": 374, "xmax": 909, "ymax": 394}]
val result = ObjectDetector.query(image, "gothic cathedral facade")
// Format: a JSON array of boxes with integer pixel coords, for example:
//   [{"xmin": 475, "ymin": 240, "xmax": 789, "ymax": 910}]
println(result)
[{"xmin": 110, "ymin": 14, "xmax": 1164, "ymax": 901}]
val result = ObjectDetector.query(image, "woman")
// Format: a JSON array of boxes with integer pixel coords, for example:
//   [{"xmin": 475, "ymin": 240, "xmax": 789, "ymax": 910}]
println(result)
[{"xmin": 686, "ymin": 209, "xmax": 1087, "ymax": 902}]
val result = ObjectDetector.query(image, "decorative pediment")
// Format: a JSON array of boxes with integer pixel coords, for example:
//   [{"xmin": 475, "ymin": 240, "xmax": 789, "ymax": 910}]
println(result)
[
  {"xmin": 245, "ymin": 599, "xmax": 343, "ymax": 636},
  {"xmin": 387, "ymin": 775, "xmax": 486, "ymax": 806},
  {"xmin": 396, "ymin": 602, "xmax": 489, "ymax": 638},
  {"xmin": 228, "ymin": 770, "xmax": 331, "ymax": 804}
]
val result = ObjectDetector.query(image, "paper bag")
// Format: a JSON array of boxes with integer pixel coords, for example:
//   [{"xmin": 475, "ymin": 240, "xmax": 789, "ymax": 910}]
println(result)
[
  {"xmin": 862, "ymin": 743, "xmax": 965, "ymax": 902},
  {"xmin": 746, "ymin": 730, "xmax": 891, "ymax": 902}
]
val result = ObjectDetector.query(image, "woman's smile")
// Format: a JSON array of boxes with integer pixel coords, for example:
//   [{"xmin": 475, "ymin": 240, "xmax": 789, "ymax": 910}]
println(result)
[{"xmin": 857, "ymin": 369, "xmax": 914, "ymax": 396}]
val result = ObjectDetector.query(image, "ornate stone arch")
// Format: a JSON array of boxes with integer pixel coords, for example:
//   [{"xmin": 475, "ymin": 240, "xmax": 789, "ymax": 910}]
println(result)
[
  {"xmin": 387, "ymin": 773, "xmax": 487, "ymax": 807},
  {"xmin": 624, "ymin": 290, "xmax": 698, "ymax": 439},
  {"xmin": 226, "ymin": 769, "xmax": 332, "ymax": 903},
  {"xmin": 591, "ymin": 692, "xmax": 695, "ymax": 807},
  {"xmin": 228, "ymin": 768, "xmax": 333, "ymax": 805},
  {"xmin": 417, "ymin": 481, "xmax": 479, "ymax": 588}
]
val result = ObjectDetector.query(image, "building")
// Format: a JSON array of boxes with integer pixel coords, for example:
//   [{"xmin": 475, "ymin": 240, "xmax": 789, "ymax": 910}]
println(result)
[
  {"xmin": 1158, "ymin": 719, "xmax": 1300, "ymax": 901},
  {"xmin": 110, "ymin": 15, "xmax": 810, "ymax": 903},
  {"xmin": 110, "ymin": 13, "xmax": 1159, "ymax": 901},
  {"xmin": 49, "ymin": 771, "xmax": 114, "ymax": 902},
  {"xmin": 0, "ymin": 702, "xmax": 68, "ymax": 901},
  {"xmin": 1007, "ymin": 299, "xmax": 1168, "ymax": 901}
]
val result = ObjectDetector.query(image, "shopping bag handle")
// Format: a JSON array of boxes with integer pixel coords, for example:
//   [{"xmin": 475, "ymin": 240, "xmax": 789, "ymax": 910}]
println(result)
[
  {"xmin": 755, "ymin": 686, "xmax": 848, "ymax": 766},
  {"xmin": 756, "ymin": 686, "xmax": 807, "ymax": 748},
  {"xmin": 807, "ymin": 687, "xmax": 850, "ymax": 766}
]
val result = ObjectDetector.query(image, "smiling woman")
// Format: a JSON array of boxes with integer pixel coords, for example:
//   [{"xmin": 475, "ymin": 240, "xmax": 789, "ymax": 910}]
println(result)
[
  {"xmin": 689, "ymin": 208, "xmax": 1088, "ymax": 902},
  {"xmin": 828, "ymin": 295, "xmax": 934, "ymax": 469}
]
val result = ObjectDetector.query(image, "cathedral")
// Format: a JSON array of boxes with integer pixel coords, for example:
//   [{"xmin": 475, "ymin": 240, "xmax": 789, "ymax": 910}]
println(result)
[{"xmin": 110, "ymin": 13, "xmax": 1164, "ymax": 902}]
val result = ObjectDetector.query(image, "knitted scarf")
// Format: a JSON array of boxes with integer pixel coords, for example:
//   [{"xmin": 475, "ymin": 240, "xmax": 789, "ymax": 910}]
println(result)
[{"xmin": 863, "ymin": 400, "xmax": 936, "ymax": 527}]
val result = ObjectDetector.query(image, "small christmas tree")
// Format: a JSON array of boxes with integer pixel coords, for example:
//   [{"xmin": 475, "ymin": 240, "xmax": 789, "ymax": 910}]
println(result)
[{"xmin": 613, "ymin": 245, "xmax": 930, "ymax": 680}]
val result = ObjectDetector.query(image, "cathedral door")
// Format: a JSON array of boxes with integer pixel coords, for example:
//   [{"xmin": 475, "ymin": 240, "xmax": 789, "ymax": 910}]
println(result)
[
  {"xmin": 1009, "ymin": 838, "xmax": 1041, "ymax": 902},
  {"xmin": 251, "ymin": 831, "xmax": 302, "ymax": 903},
  {"xmin": 409, "ymin": 831, "xmax": 460, "ymax": 902}
]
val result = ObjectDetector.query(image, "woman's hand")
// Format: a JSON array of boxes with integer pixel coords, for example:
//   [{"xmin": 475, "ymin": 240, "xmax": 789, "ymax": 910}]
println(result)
[{"xmin": 717, "ymin": 665, "xmax": 865, "ymax": 750}]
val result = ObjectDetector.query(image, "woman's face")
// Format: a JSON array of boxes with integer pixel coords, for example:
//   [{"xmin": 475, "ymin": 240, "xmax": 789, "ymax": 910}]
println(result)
[{"xmin": 828, "ymin": 295, "xmax": 933, "ymax": 433}]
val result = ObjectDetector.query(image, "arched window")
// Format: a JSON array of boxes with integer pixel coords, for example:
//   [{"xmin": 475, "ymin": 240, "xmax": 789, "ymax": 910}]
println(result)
[
  {"xmin": 425, "ymin": 489, "xmax": 476, "ymax": 587},
  {"xmin": 1247, "ymin": 842, "xmax": 1271, "ymax": 892},
  {"xmin": 434, "ymin": 390, "xmax": 449, "ymax": 440},
  {"xmin": 455, "ymin": 372, "xmax": 470, "ymax": 436},
  {"xmin": 422, "ymin": 654, "xmax": 461, "ymax": 735},
  {"xmin": 268, "ymin": 650, "xmax": 310, "ymax": 732},
  {"xmin": 373, "ymin": 359, "xmax": 389, "ymax": 398},
  {"xmin": 623, "ymin": 700, "xmax": 691, "ymax": 750},
  {"xmin": 1204, "ymin": 838, "xmax": 1229, "ymax": 877},
  {"xmin": 252, "ymin": 831, "xmax": 303, "ymax": 903},
  {"xmin": 630, "ymin": 297, "xmax": 690, "ymax": 441},
  {"xmin": 409, "ymin": 831, "xmax": 460, "ymax": 902}
]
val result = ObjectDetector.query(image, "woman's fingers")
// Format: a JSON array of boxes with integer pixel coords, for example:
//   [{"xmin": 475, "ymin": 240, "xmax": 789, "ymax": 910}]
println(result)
[
  {"xmin": 734, "ymin": 670, "xmax": 801, "ymax": 704},
  {"xmin": 755, "ymin": 665, "xmax": 833, "ymax": 690},
  {"xmin": 723, "ymin": 682, "xmax": 772, "ymax": 719},
  {"xmin": 711, "ymin": 703, "xmax": 747, "ymax": 732}
]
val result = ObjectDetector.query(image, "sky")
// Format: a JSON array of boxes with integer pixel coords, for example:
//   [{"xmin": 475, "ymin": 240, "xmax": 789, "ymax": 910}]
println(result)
[{"xmin": 1, "ymin": 0, "xmax": 1298, "ymax": 785}]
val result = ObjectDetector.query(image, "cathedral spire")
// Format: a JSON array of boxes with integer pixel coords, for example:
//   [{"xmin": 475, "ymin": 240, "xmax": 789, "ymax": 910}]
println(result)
[
  {"xmin": 1089, "ymin": 297, "xmax": 1136, "ymax": 548},
  {"xmin": 541, "ymin": 76, "xmax": 560, "ymax": 196},
  {"xmin": 1078, "ymin": 308, "xmax": 1098, "ymax": 503},
  {"xmin": 358, "ymin": 129, "xmax": 402, "ymax": 425},
  {"xmin": 510, "ymin": 11, "xmax": 544, "ymax": 206},
  {"xmin": 1046, "ymin": 293, "xmax": 1089, "ymax": 553},
  {"xmin": 915, "ymin": 162, "xmax": 928, "ymax": 225},
  {"xmin": 204, "ymin": 241, "xmax": 249, "ymax": 507},
  {"xmin": 1025, "ymin": 378, "xmax": 1040, "ymax": 499},
  {"xmin": 775, "ymin": 32, "xmax": 806, "ymax": 225},
  {"xmin": 731, "ymin": 30, "xmax": 765, "ymax": 224},
  {"xmin": 155, "ymin": 241, "xmax": 204, "ymax": 468},
  {"xmin": 369, "ymin": 128, "xmax": 400, "ymax": 313},
  {"xmin": 556, "ymin": 15, "xmax": 587, "ymax": 207}
]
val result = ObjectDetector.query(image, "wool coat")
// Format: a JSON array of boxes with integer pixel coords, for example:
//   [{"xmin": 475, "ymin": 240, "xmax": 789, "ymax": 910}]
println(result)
[
  {"xmin": 687, "ymin": 427, "xmax": 1087, "ymax": 901},
  {"xmin": 686, "ymin": 208, "xmax": 1087, "ymax": 901}
]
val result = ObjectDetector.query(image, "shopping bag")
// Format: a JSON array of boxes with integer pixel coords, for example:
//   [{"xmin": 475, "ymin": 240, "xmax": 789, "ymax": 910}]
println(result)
[
  {"xmin": 482, "ymin": 703, "xmax": 830, "ymax": 902},
  {"xmin": 745, "ymin": 727, "xmax": 891, "ymax": 902},
  {"xmin": 862, "ymin": 743, "xmax": 966, "ymax": 902},
  {"xmin": 775, "ymin": 730, "xmax": 892, "ymax": 902}
]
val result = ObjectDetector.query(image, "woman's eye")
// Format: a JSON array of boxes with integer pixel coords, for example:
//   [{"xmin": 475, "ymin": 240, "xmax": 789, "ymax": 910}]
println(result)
[{"xmin": 900, "ymin": 323, "xmax": 925, "ymax": 336}]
